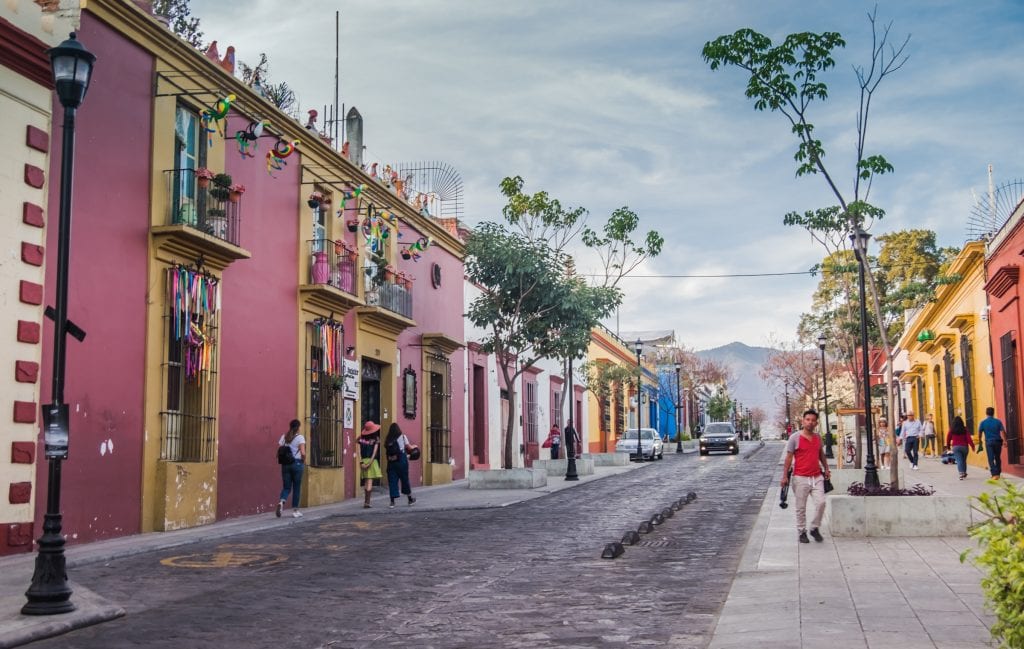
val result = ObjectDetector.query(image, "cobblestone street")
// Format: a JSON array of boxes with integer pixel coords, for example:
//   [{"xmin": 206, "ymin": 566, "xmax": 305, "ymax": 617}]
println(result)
[{"xmin": 32, "ymin": 444, "xmax": 778, "ymax": 649}]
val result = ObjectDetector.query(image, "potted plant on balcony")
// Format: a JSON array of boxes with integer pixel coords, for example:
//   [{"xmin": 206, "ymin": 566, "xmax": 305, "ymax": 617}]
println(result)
[
  {"xmin": 308, "ymin": 191, "xmax": 324, "ymax": 209},
  {"xmin": 206, "ymin": 207, "xmax": 228, "ymax": 238},
  {"xmin": 210, "ymin": 173, "xmax": 232, "ymax": 202},
  {"xmin": 229, "ymin": 183, "xmax": 246, "ymax": 203},
  {"xmin": 311, "ymin": 249, "xmax": 330, "ymax": 284},
  {"xmin": 347, "ymin": 217, "xmax": 360, "ymax": 233},
  {"xmin": 196, "ymin": 167, "xmax": 214, "ymax": 189}
]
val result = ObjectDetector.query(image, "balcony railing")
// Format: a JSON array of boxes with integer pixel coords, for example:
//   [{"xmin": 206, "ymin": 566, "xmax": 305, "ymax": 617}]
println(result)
[
  {"xmin": 365, "ymin": 272, "xmax": 413, "ymax": 319},
  {"xmin": 308, "ymin": 239, "xmax": 357, "ymax": 295},
  {"xmin": 164, "ymin": 169, "xmax": 241, "ymax": 246}
]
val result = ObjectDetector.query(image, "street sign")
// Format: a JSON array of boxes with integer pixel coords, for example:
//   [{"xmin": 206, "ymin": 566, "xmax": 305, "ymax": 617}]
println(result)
[{"xmin": 43, "ymin": 404, "xmax": 69, "ymax": 459}]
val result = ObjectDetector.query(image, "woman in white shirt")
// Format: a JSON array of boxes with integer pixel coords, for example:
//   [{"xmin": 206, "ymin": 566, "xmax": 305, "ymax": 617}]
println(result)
[{"xmin": 276, "ymin": 419, "xmax": 306, "ymax": 518}]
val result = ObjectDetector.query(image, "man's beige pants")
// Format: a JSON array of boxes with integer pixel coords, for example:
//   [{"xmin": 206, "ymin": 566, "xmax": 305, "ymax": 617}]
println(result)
[{"xmin": 793, "ymin": 474, "xmax": 826, "ymax": 532}]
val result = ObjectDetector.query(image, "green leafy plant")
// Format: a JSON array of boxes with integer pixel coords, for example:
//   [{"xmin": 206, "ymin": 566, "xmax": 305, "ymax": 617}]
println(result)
[{"xmin": 962, "ymin": 480, "xmax": 1024, "ymax": 649}]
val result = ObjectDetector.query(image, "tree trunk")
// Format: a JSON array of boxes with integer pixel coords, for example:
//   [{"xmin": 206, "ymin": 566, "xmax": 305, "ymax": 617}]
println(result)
[{"xmin": 504, "ymin": 387, "xmax": 517, "ymax": 470}]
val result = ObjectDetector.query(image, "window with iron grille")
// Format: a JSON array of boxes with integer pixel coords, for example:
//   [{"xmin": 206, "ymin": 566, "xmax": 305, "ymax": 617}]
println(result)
[
  {"xmin": 427, "ymin": 353, "xmax": 452, "ymax": 464},
  {"xmin": 615, "ymin": 386, "xmax": 625, "ymax": 437},
  {"xmin": 552, "ymin": 389, "xmax": 563, "ymax": 429},
  {"xmin": 525, "ymin": 381, "xmax": 538, "ymax": 443},
  {"xmin": 306, "ymin": 319, "xmax": 344, "ymax": 468},
  {"xmin": 161, "ymin": 266, "xmax": 219, "ymax": 462}
]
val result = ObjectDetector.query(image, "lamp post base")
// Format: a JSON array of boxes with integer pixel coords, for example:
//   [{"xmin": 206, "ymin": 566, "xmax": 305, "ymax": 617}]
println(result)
[
  {"xmin": 863, "ymin": 464, "xmax": 881, "ymax": 489},
  {"xmin": 22, "ymin": 514, "xmax": 74, "ymax": 616},
  {"xmin": 564, "ymin": 455, "xmax": 579, "ymax": 481}
]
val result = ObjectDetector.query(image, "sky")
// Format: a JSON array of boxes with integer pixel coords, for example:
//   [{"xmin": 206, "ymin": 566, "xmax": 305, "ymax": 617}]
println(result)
[{"xmin": 192, "ymin": 0, "xmax": 1024, "ymax": 351}]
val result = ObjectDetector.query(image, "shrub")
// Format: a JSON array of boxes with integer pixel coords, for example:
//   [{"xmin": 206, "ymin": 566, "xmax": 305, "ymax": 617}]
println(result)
[
  {"xmin": 847, "ymin": 482, "xmax": 935, "ymax": 496},
  {"xmin": 962, "ymin": 480, "xmax": 1024, "ymax": 649}
]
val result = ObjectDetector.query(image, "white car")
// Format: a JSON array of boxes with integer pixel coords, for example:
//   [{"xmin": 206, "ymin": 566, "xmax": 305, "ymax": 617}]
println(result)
[{"xmin": 616, "ymin": 428, "xmax": 664, "ymax": 460}]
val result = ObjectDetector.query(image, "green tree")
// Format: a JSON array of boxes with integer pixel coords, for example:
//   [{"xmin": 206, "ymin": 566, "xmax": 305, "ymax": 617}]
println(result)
[
  {"xmin": 465, "ymin": 223, "xmax": 618, "ymax": 468},
  {"xmin": 154, "ymin": 0, "xmax": 203, "ymax": 48},
  {"xmin": 703, "ymin": 9, "xmax": 910, "ymax": 452},
  {"xmin": 707, "ymin": 391, "xmax": 734, "ymax": 422}
]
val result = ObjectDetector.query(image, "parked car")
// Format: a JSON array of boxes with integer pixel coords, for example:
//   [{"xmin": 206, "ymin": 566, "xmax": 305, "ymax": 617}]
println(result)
[
  {"xmin": 615, "ymin": 427, "xmax": 664, "ymax": 460},
  {"xmin": 699, "ymin": 422, "xmax": 739, "ymax": 455}
]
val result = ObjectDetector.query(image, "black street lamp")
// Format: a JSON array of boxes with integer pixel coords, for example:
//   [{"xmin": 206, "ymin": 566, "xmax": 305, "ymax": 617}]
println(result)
[
  {"xmin": 634, "ymin": 339, "xmax": 643, "ymax": 462},
  {"xmin": 818, "ymin": 334, "xmax": 834, "ymax": 459},
  {"xmin": 564, "ymin": 356, "xmax": 579, "ymax": 481},
  {"xmin": 24, "ymin": 33, "xmax": 96, "ymax": 616},
  {"xmin": 852, "ymin": 229, "xmax": 880, "ymax": 488},
  {"xmin": 674, "ymin": 361, "xmax": 683, "ymax": 453}
]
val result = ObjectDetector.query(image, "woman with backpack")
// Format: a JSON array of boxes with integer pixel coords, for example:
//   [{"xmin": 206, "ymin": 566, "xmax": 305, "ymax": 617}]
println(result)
[
  {"xmin": 359, "ymin": 421, "xmax": 383, "ymax": 508},
  {"xmin": 384, "ymin": 422, "xmax": 417, "ymax": 508},
  {"xmin": 276, "ymin": 419, "xmax": 305, "ymax": 518}
]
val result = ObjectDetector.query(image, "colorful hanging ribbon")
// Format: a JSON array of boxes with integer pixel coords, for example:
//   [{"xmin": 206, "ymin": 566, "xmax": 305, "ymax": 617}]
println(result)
[
  {"xmin": 313, "ymin": 319, "xmax": 344, "ymax": 377},
  {"xmin": 169, "ymin": 266, "xmax": 220, "ymax": 384}
]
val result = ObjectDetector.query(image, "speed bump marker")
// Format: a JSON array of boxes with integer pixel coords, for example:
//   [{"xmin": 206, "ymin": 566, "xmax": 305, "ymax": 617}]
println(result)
[{"xmin": 161, "ymin": 551, "xmax": 287, "ymax": 569}]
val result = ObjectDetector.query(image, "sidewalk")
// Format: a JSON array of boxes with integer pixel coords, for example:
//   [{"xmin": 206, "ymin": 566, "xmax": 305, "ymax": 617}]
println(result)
[
  {"xmin": 0, "ymin": 457, "xmax": 653, "ymax": 648},
  {"xmin": 707, "ymin": 450, "xmax": 1015, "ymax": 649}
]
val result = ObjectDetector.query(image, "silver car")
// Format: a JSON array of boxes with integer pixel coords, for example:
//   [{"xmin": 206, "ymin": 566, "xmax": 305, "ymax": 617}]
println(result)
[{"xmin": 615, "ymin": 428, "xmax": 664, "ymax": 460}]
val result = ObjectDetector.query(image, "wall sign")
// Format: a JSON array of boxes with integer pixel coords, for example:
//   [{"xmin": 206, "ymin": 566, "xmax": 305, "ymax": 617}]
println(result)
[
  {"xmin": 403, "ymin": 365, "xmax": 417, "ymax": 418},
  {"xmin": 342, "ymin": 359, "xmax": 360, "ymax": 400}
]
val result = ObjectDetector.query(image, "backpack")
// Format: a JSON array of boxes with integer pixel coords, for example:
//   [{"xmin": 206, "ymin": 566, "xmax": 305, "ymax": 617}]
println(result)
[
  {"xmin": 385, "ymin": 440, "xmax": 401, "ymax": 461},
  {"xmin": 277, "ymin": 443, "xmax": 295, "ymax": 465}
]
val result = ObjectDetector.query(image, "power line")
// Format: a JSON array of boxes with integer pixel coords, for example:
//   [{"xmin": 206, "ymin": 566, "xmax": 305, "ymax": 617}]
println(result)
[{"xmin": 585, "ymin": 271, "xmax": 813, "ymax": 279}]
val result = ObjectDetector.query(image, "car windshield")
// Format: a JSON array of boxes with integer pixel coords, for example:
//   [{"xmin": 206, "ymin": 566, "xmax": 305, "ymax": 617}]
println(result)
[
  {"xmin": 704, "ymin": 423, "xmax": 734, "ymax": 435},
  {"xmin": 621, "ymin": 430, "xmax": 656, "ymax": 440}
]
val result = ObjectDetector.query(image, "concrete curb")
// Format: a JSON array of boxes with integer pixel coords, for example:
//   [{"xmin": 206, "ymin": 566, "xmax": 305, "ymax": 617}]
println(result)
[{"xmin": 0, "ymin": 584, "xmax": 124, "ymax": 649}]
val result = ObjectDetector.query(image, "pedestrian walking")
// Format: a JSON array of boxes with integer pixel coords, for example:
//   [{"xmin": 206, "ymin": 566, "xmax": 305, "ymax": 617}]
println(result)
[
  {"xmin": 978, "ymin": 407, "xmax": 1007, "ymax": 479},
  {"xmin": 384, "ymin": 423, "xmax": 417, "ymax": 508},
  {"xmin": 944, "ymin": 415, "xmax": 975, "ymax": 480},
  {"xmin": 542, "ymin": 424, "xmax": 561, "ymax": 460},
  {"xmin": 922, "ymin": 413, "xmax": 938, "ymax": 457},
  {"xmin": 780, "ymin": 409, "xmax": 831, "ymax": 544},
  {"xmin": 899, "ymin": 411, "xmax": 923, "ymax": 470},
  {"xmin": 359, "ymin": 421, "xmax": 383, "ymax": 508},
  {"xmin": 876, "ymin": 418, "xmax": 892, "ymax": 469},
  {"xmin": 276, "ymin": 419, "xmax": 305, "ymax": 518}
]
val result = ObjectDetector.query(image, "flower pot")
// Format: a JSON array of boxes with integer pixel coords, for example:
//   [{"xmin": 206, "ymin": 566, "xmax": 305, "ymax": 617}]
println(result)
[
  {"xmin": 312, "ymin": 251, "xmax": 330, "ymax": 284},
  {"xmin": 207, "ymin": 214, "xmax": 228, "ymax": 239},
  {"xmin": 229, "ymin": 191, "xmax": 241, "ymax": 203},
  {"xmin": 197, "ymin": 177, "xmax": 210, "ymax": 189},
  {"xmin": 400, "ymin": 250, "xmax": 412, "ymax": 260},
  {"xmin": 308, "ymin": 199, "xmax": 320, "ymax": 209},
  {"xmin": 347, "ymin": 220, "xmax": 359, "ymax": 233}
]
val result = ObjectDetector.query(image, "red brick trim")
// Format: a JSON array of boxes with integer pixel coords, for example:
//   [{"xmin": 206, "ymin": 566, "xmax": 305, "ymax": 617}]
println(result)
[
  {"xmin": 23, "ymin": 203, "xmax": 44, "ymax": 228},
  {"xmin": 21, "ymin": 243, "xmax": 44, "ymax": 267},
  {"xmin": 24, "ymin": 165, "xmax": 45, "ymax": 189},
  {"xmin": 0, "ymin": 17, "xmax": 53, "ymax": 89},
  {"xmin": 17, "ymin": 321, "xmax": 41, "ymax": 344},
  {"xmin": 13, "ymin": 401, "xmax": 36, "ymax": 424},
  {"xmin": 26, "ymin": 125, "xmax": 49, "ymax": 153},
  {"xmin": 15, "ymin": 361, "xmax": 39, "ymax": 384},
  {"xmin": 0, "ymin": 522, "xmax": 35, "ymax": 553},
  {"xmin": 8, "ymin": 482, "xmax": 31, "ymax": 505},
  {"xmin": 11, "ymin": 442, "xmax": 35, "ymax": 464},
  {"xmin": 19, "ymin": 281, "xmax": 43, "ymax": 305}
]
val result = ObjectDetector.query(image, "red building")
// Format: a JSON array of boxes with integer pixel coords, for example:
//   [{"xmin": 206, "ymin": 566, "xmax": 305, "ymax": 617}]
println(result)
[
  {"xmin": 982, "ymin": 198, "xmax": 1024, "ymax": 478},
  {"xmin": 2, "ymin": 0, "xmax": 466, "ymax": 555}
]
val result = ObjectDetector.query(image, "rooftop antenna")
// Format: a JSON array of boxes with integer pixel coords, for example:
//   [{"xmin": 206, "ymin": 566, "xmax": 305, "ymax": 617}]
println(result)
[{"xmin": 334, "ymin": 10, "xmax": 340, "ymax": 150}]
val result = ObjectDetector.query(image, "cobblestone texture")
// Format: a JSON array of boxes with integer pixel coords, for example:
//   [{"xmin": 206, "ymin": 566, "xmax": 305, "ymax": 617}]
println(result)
[{"xmin": 34, "ymin": 444, "xmax": 779, "ymax": 649}]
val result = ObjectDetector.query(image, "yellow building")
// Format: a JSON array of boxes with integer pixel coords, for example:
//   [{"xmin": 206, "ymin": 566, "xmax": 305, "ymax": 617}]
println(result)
[
  {"xmin": 584, "ymin": 325, "xmax": 658, "ymax": 453},
  {"xmin": 898, "ymin": 241, "xmax": 992, "ymax": 469}
]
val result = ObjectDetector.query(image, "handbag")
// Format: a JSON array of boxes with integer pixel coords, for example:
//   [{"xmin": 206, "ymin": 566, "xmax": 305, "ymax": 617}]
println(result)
[
  {"xmin": 823, "ymin": 478, "xmax": 834, "ymax": 493},
  {"xmin": 406, "ymin": 445, "xmax": 421, "ymax": 461}
]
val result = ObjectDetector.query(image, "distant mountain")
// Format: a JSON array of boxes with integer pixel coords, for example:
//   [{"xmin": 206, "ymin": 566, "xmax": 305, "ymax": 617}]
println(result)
[{"xmin": 695, "ymin": 342, "xmax": 778, "ymax": 430}]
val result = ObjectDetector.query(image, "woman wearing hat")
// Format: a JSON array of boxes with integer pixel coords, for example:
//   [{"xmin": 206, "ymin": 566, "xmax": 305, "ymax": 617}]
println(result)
[{"xmin": 359, "ymin": 421, "xmax": 383, "ymax": 508}]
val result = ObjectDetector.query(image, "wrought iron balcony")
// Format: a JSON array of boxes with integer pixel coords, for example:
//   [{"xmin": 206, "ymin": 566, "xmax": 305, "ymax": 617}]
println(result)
[
  {"xmin": 308, "ymin": 239, "xmax": 357, "ymax": 296},
  {"xmin": 365, "ymin": 271, "xmax": 413, "ymax": 319},
  {"xmin": 164, "ymin": 169, "xmax": 241, "ymax": 246}
]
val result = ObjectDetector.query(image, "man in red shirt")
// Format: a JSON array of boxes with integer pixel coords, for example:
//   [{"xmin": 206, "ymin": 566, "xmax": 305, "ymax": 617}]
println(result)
[{"xmin": 781, "ymin": 409, "xmax": 831, "ymax": 544}]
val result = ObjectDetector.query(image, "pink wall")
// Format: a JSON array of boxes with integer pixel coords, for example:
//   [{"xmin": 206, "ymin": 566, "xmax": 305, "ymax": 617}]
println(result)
[
  {"xmin": 397, "ymin": 224, "xmax": 466, "ymax": 480},
  {"xmin": 215, "ymin": 115, "xmax": 301, "ymax": 517},
  {"xmin": 37, "ymin": 12, "xmax": 152, "ymax": 543}
]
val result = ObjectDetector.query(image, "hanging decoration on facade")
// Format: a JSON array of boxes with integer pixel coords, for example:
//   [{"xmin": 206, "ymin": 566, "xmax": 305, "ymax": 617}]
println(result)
[
  {"xmin": 400, "ymin": 235, "xmax": 433, "ymax": 261},
  {"xmin": 361, "ymin": 203, "xmax": 392, "ymax": 255},
  {"xmin": 201, "ymin": 94, "xmax": 235, "ymax": 147},
  {"xmin": 312, "ymin": 318, "xmax": 344, "ymax": 377},
  {"xmin": 266, "ymin": 138, "xmax": 300, "ymax": 176},
  {"xmin": 169, "ymin": 266, "xmax": 220, "ymax": 384},
  {"xmin": 234, "ymin": 119, "xmax": 268, "ymax": 159}
]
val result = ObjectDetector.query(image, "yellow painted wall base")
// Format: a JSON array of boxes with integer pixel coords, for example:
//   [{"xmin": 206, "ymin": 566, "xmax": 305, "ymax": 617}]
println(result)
[
  {"xmin": 154, "ymin": 461, "xmax": 217, "ymax": 531},
  {"xmin": 424, "ymin": 462, "xmax": 452, "ymax": 486},
  {"xmin": 304, "ymin": 466, "xmax": 345, "ymax": 506}
]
